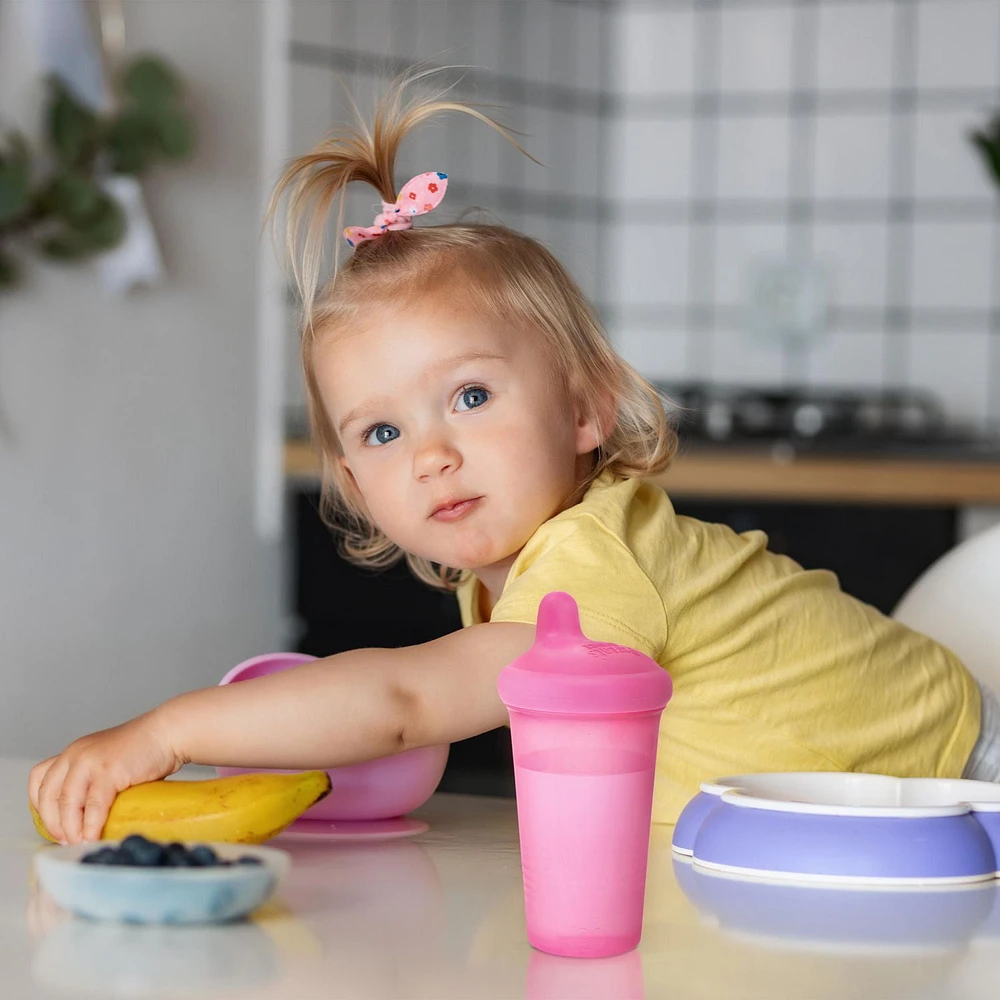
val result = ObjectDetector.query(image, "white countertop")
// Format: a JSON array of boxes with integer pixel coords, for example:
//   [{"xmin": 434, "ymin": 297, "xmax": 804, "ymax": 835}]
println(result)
[{"xmin": 3, "ymin": 756, "xmax": 999, "ymax": 999}]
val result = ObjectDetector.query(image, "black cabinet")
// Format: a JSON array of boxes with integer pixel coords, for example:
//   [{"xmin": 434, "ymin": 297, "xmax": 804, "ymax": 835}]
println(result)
[
  {"xmin": 669, "ymin": 499, "xmax": 957, "ymax": 615},
  {"xmin": 291, "ymin": 488, "xmax": 958, "ymax": 799}
]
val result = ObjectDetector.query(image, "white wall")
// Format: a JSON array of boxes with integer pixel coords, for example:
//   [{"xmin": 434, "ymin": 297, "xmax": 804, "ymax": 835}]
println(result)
[{"xmin": 0, "ymin": 1, "xmax": 284, "ymax": 757}]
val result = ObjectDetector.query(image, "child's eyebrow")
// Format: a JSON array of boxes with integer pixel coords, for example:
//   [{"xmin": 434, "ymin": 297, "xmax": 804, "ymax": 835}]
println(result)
[{"xmin": 338, "ymin": 350, "xmax": 507, "ymax": 435}]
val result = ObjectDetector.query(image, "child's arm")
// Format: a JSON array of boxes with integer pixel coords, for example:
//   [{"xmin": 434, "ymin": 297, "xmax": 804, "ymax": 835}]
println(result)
[{"xmin": 29, "ymin": 621, "xmax": 535, "ymax": 844}]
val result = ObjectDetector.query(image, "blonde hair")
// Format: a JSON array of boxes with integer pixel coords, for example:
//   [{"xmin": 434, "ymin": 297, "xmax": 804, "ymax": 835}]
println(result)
[{"xmin": 269, "ymin": 70, "xmax": 678, "ymax": 592}]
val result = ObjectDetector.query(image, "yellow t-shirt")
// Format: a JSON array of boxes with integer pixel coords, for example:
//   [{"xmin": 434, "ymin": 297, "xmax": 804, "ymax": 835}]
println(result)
[{"xmin": 457, "ymin": 471, "xmax": 981, "ymax": 824}]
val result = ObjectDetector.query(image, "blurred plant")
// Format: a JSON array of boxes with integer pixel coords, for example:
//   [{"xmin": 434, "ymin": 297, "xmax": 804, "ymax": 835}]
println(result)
[
  {"xmin": 969, "ymin": 110, "xmax": 1000, "ymax": 190},
  {"xmin": 0, "ymin": 55, "xmax": 196, "ymax": 290}
]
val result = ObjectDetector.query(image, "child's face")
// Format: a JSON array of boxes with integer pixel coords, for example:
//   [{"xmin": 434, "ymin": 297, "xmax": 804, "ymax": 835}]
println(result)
[{"xmin": 314, "ymin": 293, "xmax": 601, "ymax": 575}]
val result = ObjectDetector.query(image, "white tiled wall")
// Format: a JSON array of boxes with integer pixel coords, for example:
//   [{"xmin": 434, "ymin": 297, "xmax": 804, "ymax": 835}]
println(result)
[
  {"xmin": 282, "ymin": 0, "xmax": 1000, "ymax": 435},
  {"xmin": 606, "ymin": 0, "xmax": 1000, "ymax": 432}
]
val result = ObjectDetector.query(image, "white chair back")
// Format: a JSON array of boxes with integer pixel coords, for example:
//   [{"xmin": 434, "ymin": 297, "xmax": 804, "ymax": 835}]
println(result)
[{"xmin": 893, "ymin": 524, "xmax": 1000, "ymax": 695}]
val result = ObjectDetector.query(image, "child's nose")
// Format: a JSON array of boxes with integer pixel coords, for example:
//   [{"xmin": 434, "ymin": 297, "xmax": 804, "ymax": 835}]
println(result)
[{"xmin": 413, "ymin": 434, "xmax": 463, "ymax": 480}]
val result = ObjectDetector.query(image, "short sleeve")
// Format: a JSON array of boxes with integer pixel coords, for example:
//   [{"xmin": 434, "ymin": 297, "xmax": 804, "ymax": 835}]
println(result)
[
  {"xmin": 489, "ymin": 514, "xmax": 668, "ymax": 660},
  {"xmin": 455, "ymin": 572, "xmax": 478, "ymax": 627}
]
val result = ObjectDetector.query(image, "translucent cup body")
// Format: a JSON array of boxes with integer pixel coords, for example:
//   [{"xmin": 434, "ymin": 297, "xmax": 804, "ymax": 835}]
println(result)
[{"xmin": 508, "ymin": 707, "xmax": 663, "ymax": 958}]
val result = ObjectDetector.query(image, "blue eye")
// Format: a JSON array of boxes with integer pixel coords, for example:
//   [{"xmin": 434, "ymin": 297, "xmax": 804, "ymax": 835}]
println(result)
[
  {"xmin": 364, "ymin": 423, "xmax": 399, "ymax": 447},
  {"xmin": 456, "ymin": 386, "xmax": 490, "ymax": 411}
]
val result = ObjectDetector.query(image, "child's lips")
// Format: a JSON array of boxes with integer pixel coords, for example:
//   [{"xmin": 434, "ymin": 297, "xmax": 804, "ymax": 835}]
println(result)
[{"xmin": 430, "ymin": 497, "xmax": 483, "ymax": 522}]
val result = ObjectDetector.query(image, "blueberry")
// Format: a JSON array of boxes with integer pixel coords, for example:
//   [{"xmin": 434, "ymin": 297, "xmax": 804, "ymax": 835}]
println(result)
[
  {"xmin": 189, "ymin": 844, "xmax": 219, "ymax": 867},
  {"xmin": 81, "ymin": 846, "xmax": 120, "ymax": 865},
  {"xmin": 236, "ymin": 855, "xmax": 263, "ymax": 866},
  {"xmin": 118, "ymin": 834, "xmax": 165, "ymax": 867},
  {"xmin": 163, "ymin": 842, "xmax": 197, "ymax": 867}
]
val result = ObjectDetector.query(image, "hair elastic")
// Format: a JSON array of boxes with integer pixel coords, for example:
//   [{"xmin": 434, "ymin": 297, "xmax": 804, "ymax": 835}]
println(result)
[{"xmin": 343, "ymin": 171, "xmax": 448, "ymax": 247}]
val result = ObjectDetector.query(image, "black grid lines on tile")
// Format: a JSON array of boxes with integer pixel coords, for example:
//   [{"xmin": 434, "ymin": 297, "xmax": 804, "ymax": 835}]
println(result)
[
  {"xmin": 289, "ymin": 42, "xmax": 610, "ymax": 117},
  {"xmin": 685, "ymin": 0, "xmax": 722, "ymax": 376},
  {"xmin": 881, "ymin": 0, "xmax": 918, "ymax": 387},
  {"xmin": 616, "ymin": 86, "xmax": 1000, "ymax": 120}
]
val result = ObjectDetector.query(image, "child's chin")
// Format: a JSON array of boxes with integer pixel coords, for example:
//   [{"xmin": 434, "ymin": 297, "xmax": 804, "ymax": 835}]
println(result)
[{"xmin": 431, "ymin": 547, "xmax": 497, "ymax": 573}]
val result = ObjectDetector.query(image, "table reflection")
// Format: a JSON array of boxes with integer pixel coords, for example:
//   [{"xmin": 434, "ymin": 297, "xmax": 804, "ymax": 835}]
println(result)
[
  {"xmin": 30, "ymin": 837, "xmax": 446, "ymax": 998},
  {"xmin": 673, "ymin": 856, "xmax": 996, "ymax": 953},
  {"xmin": 526, "ymin": 949, "xmax": 644, "ymax": 1000}
]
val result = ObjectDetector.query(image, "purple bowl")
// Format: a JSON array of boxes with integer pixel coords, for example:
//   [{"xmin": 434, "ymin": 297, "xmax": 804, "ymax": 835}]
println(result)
[
  {"xmin": 676, "ymin": 773, "xmax": 1000, "ymax": 884},
  {"xmin": 672, "ymin": 786, "xmax": 728, "ymax": 855},
  {"xmin": 976, "ymin": 810, "xmax": 1000, "ymax": 874},
  {"xmin": 696, "ymin": 795, "xmax": 996, "ymax": 884}
]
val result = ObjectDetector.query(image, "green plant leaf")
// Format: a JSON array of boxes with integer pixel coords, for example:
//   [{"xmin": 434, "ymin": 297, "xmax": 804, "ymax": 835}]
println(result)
[
  {"xmin": 74, "ymin": 193, "xmax": 126, "ymax": 250},
  {"xmin": 106, "ymin": 112, "xmax": 150, "ymax": 174},
  {"xmin": 39, "ymin": 228, "xmax": 92, "ymax": 259},
  {"xmin": 45, "ymin": 170, "xmax": 104, "ymax": 225},
  {"xmin": 123, "ymin": 56, "xmax": 182, "ymax": 107},
  {"xmin": 0, "ymin": 136, "xmax": 31, "ymax": 225},
  {"xmin": 46, "ymin": 76, "xmax": 100, "ymax": 167},
  {"xmin": 146, "ymin": 106, "xmax": 197, "ymax": 160},
  {"xmin": 40, "ymin": 196, "xmax": 125, "ymax": 259},
  {"xmin": 39, "ymin": 176, "xmax": 125, "ymax": 257}
]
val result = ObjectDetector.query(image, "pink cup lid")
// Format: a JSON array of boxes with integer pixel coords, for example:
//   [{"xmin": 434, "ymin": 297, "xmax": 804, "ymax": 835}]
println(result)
[{"xmin": 497, "ymin": 591, "xmax": 672, "ymax": 715}]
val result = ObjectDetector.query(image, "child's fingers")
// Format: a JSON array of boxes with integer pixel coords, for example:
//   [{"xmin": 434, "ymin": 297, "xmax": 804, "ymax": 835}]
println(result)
[
  {"xmin": 81, "ymin": 779, "xmax": 117, "ymax": 843},
  {"xmin": 55, "ymin": 766, "xmax": 98, "ymax": 844},
  {"xmin": 36, "ymin": 758, "xmax": 71, "ymax": 844},
  {"xmin": 28, "ymin": 757, "xmax": 57, "ymax": 811}
]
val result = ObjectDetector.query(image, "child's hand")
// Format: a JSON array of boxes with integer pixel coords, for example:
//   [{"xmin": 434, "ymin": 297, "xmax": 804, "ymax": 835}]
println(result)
[{"xmin": 28, "ymin": 711, "xmax": 183, "ymax": 845}]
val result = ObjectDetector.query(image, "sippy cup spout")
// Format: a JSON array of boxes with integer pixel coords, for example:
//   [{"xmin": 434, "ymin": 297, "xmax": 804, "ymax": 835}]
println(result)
[{"xmin": 534, "ymin": 591, "xmax": 586, "ymax": 647}]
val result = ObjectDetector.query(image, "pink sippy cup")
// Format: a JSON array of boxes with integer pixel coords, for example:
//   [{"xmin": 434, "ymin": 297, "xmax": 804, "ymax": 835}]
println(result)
[{"xmin": 497, "ymin": 591, "xmax": 672, "ymax": 959}]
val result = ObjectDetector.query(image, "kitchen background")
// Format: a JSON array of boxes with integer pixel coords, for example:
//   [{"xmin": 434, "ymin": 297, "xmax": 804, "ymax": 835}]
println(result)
[
  {"xmin": 2, "ymin": 1, "xmax": 1000, "ymax": 785},
  {"xmin": 286, "ymin": 0, "xmax": 1000, "ymax": 429}
]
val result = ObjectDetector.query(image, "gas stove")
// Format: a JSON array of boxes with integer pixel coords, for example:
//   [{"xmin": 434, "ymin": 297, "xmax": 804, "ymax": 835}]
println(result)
[{"xmin": 654, "ymin": 383, "xmax": 997, "ymax": 458}]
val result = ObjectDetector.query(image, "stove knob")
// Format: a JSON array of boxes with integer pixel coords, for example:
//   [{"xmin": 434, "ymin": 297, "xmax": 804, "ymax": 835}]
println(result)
[
  {"xmin": 899, "ymin": 403, "xmax": 930, "ymax": 435},
  {"xmin": 704, "ymin": 401, "xmax": 734, "ymax": 440},
  {"xmin": 739, "ymin": 398, "xmax": 774, "ymax": 433},
  {"xmin": 792, "ymin": 402, "xmax": 825, "ymax": 437},
  {"xmin": 856, "ymin": 401, "xmax": 884, "ymax": 432}
]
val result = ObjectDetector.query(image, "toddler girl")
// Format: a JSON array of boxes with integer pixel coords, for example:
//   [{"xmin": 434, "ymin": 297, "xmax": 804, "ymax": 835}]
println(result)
[{"xmin": 31, "ymin": 75, "xmax": 992, "ymax": 845}]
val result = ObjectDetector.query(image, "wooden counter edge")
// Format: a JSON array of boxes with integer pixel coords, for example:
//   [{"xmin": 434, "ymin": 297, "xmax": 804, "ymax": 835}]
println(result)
[{"xmin": 284, "ymin": 440, "xmax": 1000, "ymax": 505}]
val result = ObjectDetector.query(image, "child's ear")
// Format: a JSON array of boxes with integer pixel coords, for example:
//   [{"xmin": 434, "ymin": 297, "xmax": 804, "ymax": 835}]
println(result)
[{"xmin": 573, "ymin": 389, "xmax": 616, "ymax": 456}]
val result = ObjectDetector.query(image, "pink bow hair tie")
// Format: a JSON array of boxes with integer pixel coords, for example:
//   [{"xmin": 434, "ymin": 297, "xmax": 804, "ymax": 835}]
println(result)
[{"xmin": 343, "ymin": 171, "xmax": 448, "ymax": 247}]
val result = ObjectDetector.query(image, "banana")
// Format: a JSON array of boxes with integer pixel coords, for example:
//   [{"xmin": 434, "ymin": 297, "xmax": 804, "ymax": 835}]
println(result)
[{"xmin": 30, "ymin": 770, "xmax": 332, "ymax": 845}]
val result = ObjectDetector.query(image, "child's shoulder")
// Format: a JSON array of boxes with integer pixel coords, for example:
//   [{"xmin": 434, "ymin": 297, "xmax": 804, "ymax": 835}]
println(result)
[
  {"xmin": 521, "ymin": 472, "xmax": 688, "ymax": 580},
  {"xmin": 552, "ymin": 471, "xmax": 666, "ymax": 535},
  {"xmin": 542, "ymin": 469, "xmax": 781, "ymax": 587},
  {"xmin": 511, "ymin": 473, "xmax": 659, "ymax": 573}
]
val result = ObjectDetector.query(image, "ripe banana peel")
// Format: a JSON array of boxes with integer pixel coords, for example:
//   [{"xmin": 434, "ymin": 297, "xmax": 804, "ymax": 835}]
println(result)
[{"xmin": 30, "ymin": 770, "xmax": 332, "ymax": 844}]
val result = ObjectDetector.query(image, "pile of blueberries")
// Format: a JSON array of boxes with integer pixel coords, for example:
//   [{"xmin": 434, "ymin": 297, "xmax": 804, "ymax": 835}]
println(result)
[{"xmin": 80, "ymin": 834, "xmax": 264, "ymax": 868}]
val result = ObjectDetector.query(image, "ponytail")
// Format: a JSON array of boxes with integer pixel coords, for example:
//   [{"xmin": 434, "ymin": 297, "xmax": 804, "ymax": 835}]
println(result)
[{"xmin": 267, "ymin": 67, "xmax": 531, "ymax": 325}]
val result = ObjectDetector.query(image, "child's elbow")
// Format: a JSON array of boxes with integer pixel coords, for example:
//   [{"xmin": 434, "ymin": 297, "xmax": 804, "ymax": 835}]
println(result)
[{"xmin": 393, "ymin": 681, "xmax": 426, "ymax": 754}]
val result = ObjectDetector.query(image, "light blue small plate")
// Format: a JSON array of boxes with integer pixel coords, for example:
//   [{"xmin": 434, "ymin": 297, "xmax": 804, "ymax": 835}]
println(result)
[{"xmin": 34, "ymin": 841, "xmax": 290, "ymax": 924}]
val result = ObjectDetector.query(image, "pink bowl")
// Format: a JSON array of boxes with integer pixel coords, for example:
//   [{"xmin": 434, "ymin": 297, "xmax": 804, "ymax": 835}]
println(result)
[{"xmin": 215, "ymin": 653, "xmax": 450, "ymax": 821}]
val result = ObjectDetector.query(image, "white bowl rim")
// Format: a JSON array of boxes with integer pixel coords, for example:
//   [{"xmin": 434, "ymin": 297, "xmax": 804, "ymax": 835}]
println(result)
[
  {"xmin": 697, "ymin": 772, "xmax": 901, "ymax": 798},
  {"xmin": 719, "ymin": 788, "xmax": 970, "ymax": 818},
  {"xmin": 697, "ymin": 772, "xmax": 1000, "ymax": 816}
]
